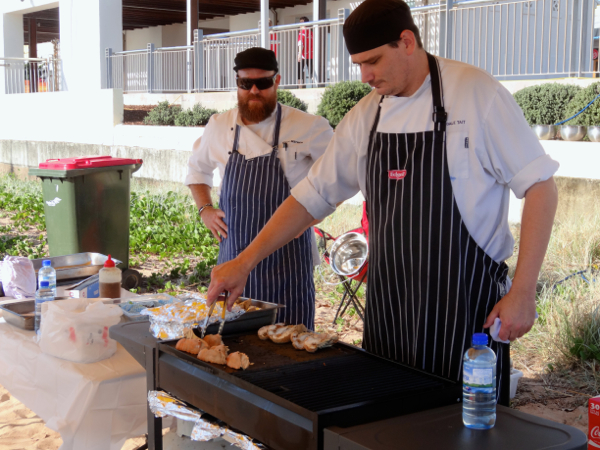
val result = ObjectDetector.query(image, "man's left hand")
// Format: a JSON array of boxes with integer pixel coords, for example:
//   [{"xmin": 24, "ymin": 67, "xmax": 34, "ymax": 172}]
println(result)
[{"xmin": 483, "ymin": 288, "xmax": 537, "ymax": 342}]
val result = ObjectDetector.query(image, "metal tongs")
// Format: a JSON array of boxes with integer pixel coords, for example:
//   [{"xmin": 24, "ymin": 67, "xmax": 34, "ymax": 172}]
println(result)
[{"xmin": 200, "ymin": 292, "xmax": 230, "ymax": 338}]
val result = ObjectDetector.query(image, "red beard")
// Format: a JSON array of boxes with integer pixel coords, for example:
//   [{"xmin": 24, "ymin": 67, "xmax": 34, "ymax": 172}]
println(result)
[{"xmin": 238, "ymin": 92, "xmax": 277, "ymax": 123}]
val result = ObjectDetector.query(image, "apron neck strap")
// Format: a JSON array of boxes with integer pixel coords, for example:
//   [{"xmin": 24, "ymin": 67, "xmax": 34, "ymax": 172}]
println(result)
[
  {"xmin": 427, "ymin": 53, "xmax": 447, "ymax": 133},
  {"xmin": 272, "ymin": 102, "xmax": 282, "ymax": 148},
  {"xmin": 368, "ymin": 54, "xmax": 446, "ymax": 140},
  {"xmin": 232, "ymin": 102, "xmax": 283, "ymax": 153}
]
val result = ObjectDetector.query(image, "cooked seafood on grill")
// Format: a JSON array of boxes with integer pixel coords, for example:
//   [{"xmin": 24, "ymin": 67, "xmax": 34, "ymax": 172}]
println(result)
[
  {"xmin": 270, "ymin": 324, "xmax": 308, "ymax": 344},
  {"xmin": 175, "ymin": 338, "xmax": 208, "ymax": 355},
  {"xmin": 198, "ymin": 344, "xmax": 229, "ymax": 365},
  {"xmin": 203, "ymin": 334, "xmax": 223, "ymax": 348},
  {"xmin": 226, "ymin": 352, "xmax": 250, "ymax": 370},
  {"xmin": 291, "ymin": 331, "xmax": 312, "ymax": 350},
  {"xmin": 258, "ymin": 323, "xmax": 284, "ymax": 340},
  {"xmin": 303, "ymin": 333, "xmax": 339, "ymax": 353}
]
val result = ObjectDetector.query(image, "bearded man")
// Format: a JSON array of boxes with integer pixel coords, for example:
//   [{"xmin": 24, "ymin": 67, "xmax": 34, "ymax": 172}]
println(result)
[{"xmin": 185, "ymin": 47, "xmax": 333, "ymax": 328}]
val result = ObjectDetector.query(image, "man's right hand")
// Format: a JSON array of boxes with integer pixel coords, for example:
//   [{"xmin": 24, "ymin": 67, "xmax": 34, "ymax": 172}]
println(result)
[
  {"xmin": 201, "ymin": 207, "xmax": 228, "ymax": 243},
  {"xmin": 207, "ymin": 257, "xmax": 250, "ymax": 310}
]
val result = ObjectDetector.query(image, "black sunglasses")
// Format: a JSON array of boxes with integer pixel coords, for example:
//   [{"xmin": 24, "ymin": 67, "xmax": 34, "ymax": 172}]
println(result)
[{"xmin": 236, "ymin": 75, "xmax": 277, "ymax": 90}]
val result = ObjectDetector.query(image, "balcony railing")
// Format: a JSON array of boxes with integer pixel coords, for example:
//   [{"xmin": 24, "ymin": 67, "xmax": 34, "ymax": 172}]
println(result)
[
  {"xmin": 105, "ymin": 0, "xmax": 598, "ymax": 93},
  {"xmin": 1, "ymin": 56, "xmax": 60, "ymax": 94}
]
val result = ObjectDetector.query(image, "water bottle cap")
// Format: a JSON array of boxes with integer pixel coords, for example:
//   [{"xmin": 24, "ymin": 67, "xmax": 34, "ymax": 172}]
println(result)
[
  {"xmin": 472, "ymin": 333, "xmax": 488, "ymax": 346},
  {"xmin": 42, "ymin": 260, "xmax": 51, "ymax": 267},
  {"xmin": 40, "ymin": 281, "xmax": 49, "ymax": 288},
  {"xmin": 104, "ymin": 255, "xmax": 116, "ymax": 268}
]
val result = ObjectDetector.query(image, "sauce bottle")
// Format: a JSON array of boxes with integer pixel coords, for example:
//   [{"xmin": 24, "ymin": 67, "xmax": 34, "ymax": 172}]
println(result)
[{"xmin": 99, "ymin": 255, "xmax": 122, "ymax": 299}]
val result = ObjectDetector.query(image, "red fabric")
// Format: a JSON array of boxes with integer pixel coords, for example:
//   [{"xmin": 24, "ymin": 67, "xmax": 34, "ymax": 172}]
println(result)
[
  {"xmin": 270, "ymin": 31, "xmax": 278, "ymax": 57},
  {"xmin": 298, "ymin": 28, "xmax": 313, "ymax": 60},
  {"xmin": 314, "ymin": 202, "xmax": 370, "ymax": 283}
]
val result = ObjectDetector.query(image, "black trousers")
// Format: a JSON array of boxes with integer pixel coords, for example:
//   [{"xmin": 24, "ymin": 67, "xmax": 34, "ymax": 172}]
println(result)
[{"xmin": 298, "ymin": 59, "xmax": 313, "ymax": 84}]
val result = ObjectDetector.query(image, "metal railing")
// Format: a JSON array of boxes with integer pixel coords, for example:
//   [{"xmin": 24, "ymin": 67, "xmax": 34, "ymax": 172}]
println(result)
[
  {"xmin": 105, "ymin": 0, "xmax": 598, "ymax": 93},
  {"xmin": 1, "ymin": 56, "xmax": 60, "ymax": 94},
  {"xmin": 448, "ymin": 0, "xmax": 597, "ymax": 79}
]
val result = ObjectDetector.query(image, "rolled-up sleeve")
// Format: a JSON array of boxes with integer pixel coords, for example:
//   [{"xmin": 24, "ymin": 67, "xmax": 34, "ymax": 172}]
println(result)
[
  {"xmin": 482, "ymin": 87, "xmax": 559, "ymax": 199},
  {"xmin": 184, "ymin": 116, "xmax": 219, "ymax": 187}
]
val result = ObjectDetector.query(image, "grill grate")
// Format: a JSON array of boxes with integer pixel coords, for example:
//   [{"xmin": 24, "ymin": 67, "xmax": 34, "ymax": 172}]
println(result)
[{"xmin": 235, "ymin": 353, "xmax": 448, "ymax": 412}]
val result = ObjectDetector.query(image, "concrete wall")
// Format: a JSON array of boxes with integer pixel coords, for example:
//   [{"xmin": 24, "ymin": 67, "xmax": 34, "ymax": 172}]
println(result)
[
  {"xmin": 198, "ymin": 17, "xmax": 230, "ymax": 32},
  {"xmin": 124, "ymin": 89, "xmax": 320, "ymax": 114},
  {"xmin": 0, "ymin": 139, "xmax": 195, "ymax": 185},
  {"xmin": 161, "ymin": 23, "xmax": 187, "ymax": 48},
  {"xmin": 125, "ymin": 26, "xmax": 162, "ymax": 51},
  {"xmin": 0, "ymin": 89, "xmax": 123, "ymax": 145},
  {"xmin": 2, "ymin": 136, "xmax": 598, "ymax": 217}
]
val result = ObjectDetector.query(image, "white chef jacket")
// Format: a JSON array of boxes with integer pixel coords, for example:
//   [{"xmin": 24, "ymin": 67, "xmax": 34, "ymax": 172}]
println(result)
[
  {"xmin": 185, "ymin": 104, "xmax": 334, "ymax": 265},
  {"xmin": 291, "ymin": 57, "xmax": 559, "ymax": 263}
]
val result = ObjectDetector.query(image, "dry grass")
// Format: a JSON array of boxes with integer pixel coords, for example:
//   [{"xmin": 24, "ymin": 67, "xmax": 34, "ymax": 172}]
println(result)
[{"xmin": 511, "ymin": 177, "xmax": 600, "ymax": 395}]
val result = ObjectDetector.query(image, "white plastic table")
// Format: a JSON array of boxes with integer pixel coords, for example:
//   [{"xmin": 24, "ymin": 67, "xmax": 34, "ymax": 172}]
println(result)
[{"xmin": 0, "ymin": 291, "xmax": 147, "ymax": 450}]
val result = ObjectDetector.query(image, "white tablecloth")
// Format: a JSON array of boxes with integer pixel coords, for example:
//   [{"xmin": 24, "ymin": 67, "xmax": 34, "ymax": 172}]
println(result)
[{"xmin": 0, "ymin": 293, "xmax": 148, "ymax": 450}]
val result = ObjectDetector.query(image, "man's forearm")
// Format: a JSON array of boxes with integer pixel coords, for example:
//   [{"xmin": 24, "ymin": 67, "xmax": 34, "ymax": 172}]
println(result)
[
  {"xmin": 237, "ymin": 196, "xmax": 315, "ymax": 271},
  {"xmin": 188, "ymin": 184, "xmax": 213, "ymax": 209},
  {"xmin": 511, "ymin": 177, "xmax": 558, "ymax": 295}
]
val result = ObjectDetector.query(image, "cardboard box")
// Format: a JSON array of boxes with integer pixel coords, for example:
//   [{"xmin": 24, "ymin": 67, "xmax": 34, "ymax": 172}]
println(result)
[
  {"xmin": 64, "ymin": 274, "xmax": 99, "ymax": 298},
  {"xmin": 589, "ymin": 395, "xmax": 600, "ymax": 448}
]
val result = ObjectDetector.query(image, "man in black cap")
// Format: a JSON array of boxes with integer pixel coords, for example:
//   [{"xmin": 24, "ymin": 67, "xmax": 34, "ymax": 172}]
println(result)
[
  {"xmin": 206, "ymin": 1, "xmax": 558, "ymax": 405},
  {"xmin": 185, "ymin": 47, "xmax": 333, "ymax": 329}
]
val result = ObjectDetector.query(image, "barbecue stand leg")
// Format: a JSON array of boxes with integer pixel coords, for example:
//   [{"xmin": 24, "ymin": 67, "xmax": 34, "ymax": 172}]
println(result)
[
  {"xmin": 145, "ymin": 344, "xmax": 163, "ymax": 450},
  {"xmin": 333, "ymin": 275, "xmax": 366, "ymax": 323}
]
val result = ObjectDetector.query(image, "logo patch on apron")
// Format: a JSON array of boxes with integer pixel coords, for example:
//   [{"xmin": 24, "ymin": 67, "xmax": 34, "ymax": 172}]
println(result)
[{"xmin": 388, "ymin": 170, "xmax": 407, "ymax": 180}]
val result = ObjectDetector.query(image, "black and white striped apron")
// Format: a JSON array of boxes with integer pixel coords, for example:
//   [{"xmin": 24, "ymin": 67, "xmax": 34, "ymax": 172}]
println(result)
[
  {"xmin": 217, "ymin": 103, "xmax": 315, "ymax": 329},
  {"xmin": 364, "ymin": 54, "xmax": 510, "ymax": 405}
]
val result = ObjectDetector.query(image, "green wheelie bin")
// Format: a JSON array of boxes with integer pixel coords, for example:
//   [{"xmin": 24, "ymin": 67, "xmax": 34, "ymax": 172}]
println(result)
[{"xmin": 29, "ymin": 156, "xmax": 143, "ymax": 289}]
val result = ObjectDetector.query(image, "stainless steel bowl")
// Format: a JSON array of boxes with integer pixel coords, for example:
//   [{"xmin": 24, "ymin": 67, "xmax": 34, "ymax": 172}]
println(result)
[
  {"xmin": 588, "ymin": 126, "xmax": 600, "ymax": 142},
  {"xmin": 531, "ymin": 124, "xmax": 556, "ymax": 140},
  {"xmin": 329, "ymin": 232, "xmax": 368, "ymax": 277},
  {"xmin": 560, "ymin": 125, "xmax": 587, "ymax": 141}
]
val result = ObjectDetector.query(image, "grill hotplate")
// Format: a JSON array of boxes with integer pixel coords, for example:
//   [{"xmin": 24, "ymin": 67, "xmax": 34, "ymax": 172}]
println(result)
[{"xmin": 158, "ymin": 332, "xmax": 462, "ymax": 450}]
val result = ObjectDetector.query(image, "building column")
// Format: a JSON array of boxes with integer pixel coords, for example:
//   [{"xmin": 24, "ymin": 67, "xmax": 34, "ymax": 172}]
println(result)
[
  {"xmin": 0, "ymin": 12, "xmax": 24, "ymax": 95},
  {"xmin": 59, "ymin": 0, "xmax": 122, "ymax": 91},
  {"xmin": 187, "ymin": 0, "xmax": 198, "ymax": 47},
  {"xmin": 260, "ymin": 0, "xmax": 269, "ymax": 49},
  {"xmin": 28, "ymin": 18, "xmax": 37, "ymax": 58},
  {"xmin": 313, "ymin": 0, "xmax": 326, "ymax": 21}
]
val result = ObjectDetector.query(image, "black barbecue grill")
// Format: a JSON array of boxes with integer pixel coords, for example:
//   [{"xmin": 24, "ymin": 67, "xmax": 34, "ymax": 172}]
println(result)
[{"xmin": 111, "ymin": 322, "xmax": 462, "ymax": 450}]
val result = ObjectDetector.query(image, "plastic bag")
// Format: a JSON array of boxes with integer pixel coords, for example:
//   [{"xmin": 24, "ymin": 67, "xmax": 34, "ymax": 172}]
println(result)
[
  {"xmin": 0, "ymin": 256, "xmax": 36, "ymax": 298},
  {"xmin": 39, "ymin": 298, "xmax": 123, "ymax": 363}
]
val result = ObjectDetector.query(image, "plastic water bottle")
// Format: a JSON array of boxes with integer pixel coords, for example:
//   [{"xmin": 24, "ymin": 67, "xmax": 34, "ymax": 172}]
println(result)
[
  {"xmin": 463, "ymin": 333, "xmax": 497, "ymax": 429},
  {"xmin": 35, "ymin": 281, "xmax": 55, "ymax": 336},
  {"xmin": 38, "ymin": 260, "xmax": 57, "ymax": 296}
]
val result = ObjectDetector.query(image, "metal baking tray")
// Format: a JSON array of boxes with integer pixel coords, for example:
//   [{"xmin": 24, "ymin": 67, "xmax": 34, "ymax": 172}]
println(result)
[
  {"xmin": 31, "ymin": 253, "xmax": 122, "ymax": 281},
  {"xmin": 0, "ymin": 298, "xmax": 70, "ymax": 330},
  {"xmin": 193, "ymin": 297, "xmax": 283, "ymax": 337}
]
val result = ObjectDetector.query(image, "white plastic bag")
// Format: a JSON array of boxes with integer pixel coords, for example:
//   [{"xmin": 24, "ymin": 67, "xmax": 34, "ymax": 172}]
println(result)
[
  {"xmin": 39, "ymin": 298, "xmax": 123, "ymax": 363},
  {"xmin": 0, "ymin": 256, "xmax": 36, "ymax": 298}
]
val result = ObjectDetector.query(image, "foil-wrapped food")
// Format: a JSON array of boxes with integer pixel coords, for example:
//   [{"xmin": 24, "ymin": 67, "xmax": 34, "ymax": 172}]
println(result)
[
  {"xmin": 147, "ymin": 390, "xmax": 202, "ymax": 422},
  {"xmin": 141, "ymin": 295, "xmax": 246, "ymax": 339},
  {"xmin": 148, "ymin": 390, "xmax": 265, "ymax": 449}
]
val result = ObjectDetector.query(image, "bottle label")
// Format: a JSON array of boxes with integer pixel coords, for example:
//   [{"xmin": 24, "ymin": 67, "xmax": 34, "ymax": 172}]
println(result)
[{"xmin": 463, "ymin": 364, "xmax": 493, "ymax": 393}]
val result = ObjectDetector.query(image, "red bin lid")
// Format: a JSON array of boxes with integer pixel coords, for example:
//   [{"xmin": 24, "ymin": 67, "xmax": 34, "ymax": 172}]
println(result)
[{"xmin": 38, "ymin": 156, "xmax": 143, "ymax": 170}]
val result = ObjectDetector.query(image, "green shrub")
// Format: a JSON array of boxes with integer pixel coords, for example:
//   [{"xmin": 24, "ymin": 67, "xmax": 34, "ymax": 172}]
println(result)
[
  {"xmin": 563, "ymin": 82, "xmax": 600, "ymax": 126},
  {"xmin": 174, "ymin": 103, "xmax": 218, "ymax": 127},
  {"xmin": 513, "ymin": 83, "xmax": 581, "ymax": 126},
  {"xmin": 316, "ymin": 81, "xmax": 372, "ymax": 128},
  {"xmin": 277, "ymin": 90, "xmax": 308, "ymax": 112},
  {"xmin": 143, "ymin": 101, "xmax": 181, "ymax": 126}
]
